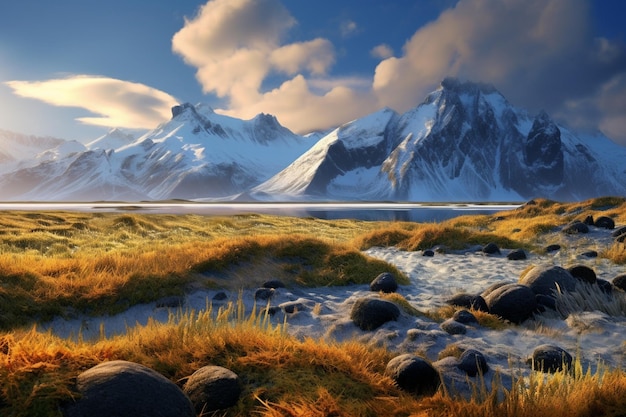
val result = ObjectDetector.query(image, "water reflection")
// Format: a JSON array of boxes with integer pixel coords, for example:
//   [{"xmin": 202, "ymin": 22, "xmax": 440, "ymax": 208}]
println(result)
[{"xmin": 0, "ymin": 202, "xmax": 520, "ymax": 222}]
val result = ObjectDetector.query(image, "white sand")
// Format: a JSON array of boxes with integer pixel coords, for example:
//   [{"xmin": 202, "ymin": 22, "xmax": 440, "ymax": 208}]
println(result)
[{"xmin": 41, "ymin": 228, "xmax": 626, "ymax": 395}]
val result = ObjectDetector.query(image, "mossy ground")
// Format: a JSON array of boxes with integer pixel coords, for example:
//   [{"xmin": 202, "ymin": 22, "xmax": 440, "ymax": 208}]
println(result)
[{"xmin": 0, "ymin": 197, "xmax": 625, "ymax": 416}]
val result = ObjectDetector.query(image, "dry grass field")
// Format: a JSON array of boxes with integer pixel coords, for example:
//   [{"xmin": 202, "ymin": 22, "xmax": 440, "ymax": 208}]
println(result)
[{"xmin": 0, "ymin": 197, "xmax": 625, "ymax": 416}]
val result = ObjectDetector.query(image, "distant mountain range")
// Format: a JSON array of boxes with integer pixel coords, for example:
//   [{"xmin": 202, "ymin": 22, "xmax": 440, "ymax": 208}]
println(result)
[{"xmin": 1, "ymin": 78, "xmax": 625, "ymax": 202}]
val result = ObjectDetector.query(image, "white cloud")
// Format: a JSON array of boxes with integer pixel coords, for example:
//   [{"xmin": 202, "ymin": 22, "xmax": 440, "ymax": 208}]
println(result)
[
  {"xmin": 370, "ymin": 44, "xmax": 394, "ymax": 60},
  {"xmin": 340, "ymin": 20, "xmax": 358, "ymax": 37},
  {"xmin": 172, "ymin": 0, "xmax": 626, "ymax": 141},
  {"xmin": 5, "ymin": 75, "xmax": 178, "ymax": 129},
  {"xmin": 172, "ymin": 0, "xmax": 375, "ymax": 134}
]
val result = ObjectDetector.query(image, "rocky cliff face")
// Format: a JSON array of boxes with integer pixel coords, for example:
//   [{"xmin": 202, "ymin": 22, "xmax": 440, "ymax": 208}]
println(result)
[
  {"xmin": 254, "ymin": 78, "xmax": 626, "ymax": 202},
  {"xmin": 1, "ymin": 80, "xmax": 625, "ymax": 202}
]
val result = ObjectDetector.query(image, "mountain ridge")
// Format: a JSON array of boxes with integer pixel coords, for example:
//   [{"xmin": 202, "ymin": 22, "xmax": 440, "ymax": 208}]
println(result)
[{"xmin": 0, "ymin": 78, "xmax": 624, "ymax": 202}]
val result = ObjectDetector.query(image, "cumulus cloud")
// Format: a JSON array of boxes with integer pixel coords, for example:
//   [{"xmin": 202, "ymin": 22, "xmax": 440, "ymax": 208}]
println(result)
[
  {"xmin": 172, "ymin": 0, "xmax": 376, "ymax": 133},
  {"xmin": 171, "ymin": 0, "xmax": 626, "ymax": 143},
  {"xmin": 370, "ymin": 44, "xmax": 394, "ymax": 60},
  {"xmin": 371, "ymin": 0, "xmax": 626, "ymax": 143},
  {"xmin": 5, "ymin": 75, "xmax": 178, "ymax": 129}
]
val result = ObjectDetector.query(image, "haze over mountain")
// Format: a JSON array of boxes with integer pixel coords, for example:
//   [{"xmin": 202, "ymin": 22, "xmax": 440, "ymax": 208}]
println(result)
[{"xmin": 0, "ymin": 79, "xmax": 624, "ymax": 202}]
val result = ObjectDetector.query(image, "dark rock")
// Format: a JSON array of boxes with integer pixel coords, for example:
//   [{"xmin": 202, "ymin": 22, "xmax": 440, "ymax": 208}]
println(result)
[
  {"xmin": 262, "ymin": 279, "xmax": 285, "ymax": 289},
  {"xmin": 370, "ymin": 272, "xmax": 398, "ymax": 293},
  {"xmin": 484, "ymin": 283, "xmax": 537, "ymax": 323},
  {"xmin": 213, "ymin": 292, "xmax": 228, "ymax": 301},
  {"xmin": 596, "ymin": 278, "xmax": 614, "ymax": 294},
  {"xmin": 63, "ymin": 360, "xmax": 194, "ymax": 417},
  {"xmin": 422, "ymin": 249, "xmax": 435, "ymax": 257},
  {"xmin": 261, "ymin": 306, "xmax": 281, "ymax": 316},
  {"xmin": 183, "ymin": 366, "xmax": 241, "ymax": 413},
  {"xmin": 611, "ymin": 226, "xmax": 626, "ymax": 238},
  {"xmin": 507, "ymin": 249, "xmax": 527, "ymax": 260},
  {"xmin": 440, "ymin": 319, "xmax": 466, "ymax": 335},
  {"xmin": 594, "ymin": 216, "xmax": 615, "ymax": 230},
  {"xmin": 545, "ymin": 244, "xmax": 561, "ymax": 253},
  {"xmin": 155, "ymin": 296, "xmax": 184, "ymax": 308},
  {"xmin": 523, "ymin": 110, "xmax": 564, "ymax": 185},
  {"xmin": 583, "ymin": 215, "xmax": 595, "ymax": 226},
  {"xmin": 581, "ymin": 250, "xmax": 598, "ymax": 258},
  {"xmin": 480, "ymin": 282, "xmax": 509, "ymax": 298},
  {"xmin": 530, "ymin": 344, "xmax": 573, "ymax": 373},
  {"xmin": 535, "ymin": 294, "xmax": 557, "ymax": 312},
  {"xmin": 567, "ymin": 265, "xmax": 597, "ymax": 284},
  {"xmin": 385, "ymin": 354, "xmax": 441, "ymax": 395},
  {"xmin": 445, "ymin": 293, "xmax": 489, "ymax": 312},
  {"xmin": 452, "ymin": 309, "xmax": 479, "ymax": 325},
  {"xmin": 617, "ymin": 234, "xmax": 626, "ymax": 243},
  {"xmin": 562, "ymin": 221, "xmax": 589, "ymax": 234},
  {"xmin": 458, "ymin": 349, "xmax": 489, "ymax": 377},
  {"xmin": 519, "ymin": 265, "xmax": 577, "ymax": 297},
  {"xmin": 482, "ymin": 242, "xmax": 501, "ymax": 255},
  {"xmin": 350, "ymin": 298, "xmax": 400, "ymax": 331},
  {"xmin": 254, "ymin": 288, "xmax": 275, "ymax": 301},
  {"xmin": 612, "ymin": 274, "xmax": 626, "ymax": 291},
  {"xmin": 280, "ymin": 301, "xmax": 305, "ymax": 314}
]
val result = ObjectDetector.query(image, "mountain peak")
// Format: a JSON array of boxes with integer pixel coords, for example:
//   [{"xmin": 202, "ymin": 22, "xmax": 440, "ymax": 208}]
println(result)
[
  {"xmin": 439, "ymin": 77, "xmax": 498, "ymax": 95},
  {"xmin": 170, "ymin": 102, "xmax": 215, "ymax": 120}
]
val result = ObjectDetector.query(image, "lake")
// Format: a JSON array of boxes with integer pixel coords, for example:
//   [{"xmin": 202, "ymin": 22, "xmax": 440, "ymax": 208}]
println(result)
[{"xmin": 0, "ymin": 202, "xmax": 521, "ymax": 222}]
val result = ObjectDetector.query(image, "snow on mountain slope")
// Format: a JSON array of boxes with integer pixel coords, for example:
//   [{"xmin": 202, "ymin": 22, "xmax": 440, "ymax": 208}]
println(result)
[
  {"xmin": 1, "ymin": 80, "xmax": 624, "ymax": 202},
  {"xmin": 86, "ymin": 128, "xmax": 138, "ymax": 151},
  {"xmin": 254, "ymin": 78, "xmax": 626, "ymax": 202},
  {"xmin": 253, "ymin": 108, "xmax": 399, "ymax": 200},
  {"xmin": 0, "ymin": 103, "xmax": 315, "ymax": 201}
]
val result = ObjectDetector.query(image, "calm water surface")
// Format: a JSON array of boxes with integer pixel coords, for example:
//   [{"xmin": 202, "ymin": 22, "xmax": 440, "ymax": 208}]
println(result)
[{"xmin": 0, "ymin": 202, "xmax": 521, "ymax": 222}]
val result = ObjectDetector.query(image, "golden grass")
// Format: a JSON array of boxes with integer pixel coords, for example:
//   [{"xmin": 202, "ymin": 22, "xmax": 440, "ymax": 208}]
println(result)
[
  {"xmin": 0, "ymin": 212, "xmax": 405, "ymax": 330},
  {"xmin": 1, "ymin": 301, "xmax": 624, "ymax": 417},
  {"xmin": 1, "ymin": 197, "xmax": 626, "ymax": 415}
]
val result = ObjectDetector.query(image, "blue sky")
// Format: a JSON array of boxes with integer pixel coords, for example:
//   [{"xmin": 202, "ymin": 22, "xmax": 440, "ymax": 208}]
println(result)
[{"xmin": 1, "ymin": 0, "xmax": 625, "ymax": 146}]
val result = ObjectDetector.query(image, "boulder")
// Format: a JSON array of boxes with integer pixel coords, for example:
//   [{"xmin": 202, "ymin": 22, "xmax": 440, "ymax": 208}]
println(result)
[
  {"xmin": 519, "ymin": 265, "xmax": 577, "ymax": 297},
  {"xmin": 254, "ymin": 288, "xmax": 275, "ymax": 301},
  {"xmin": 262, "ymin": 279, "xmax": 285, "ymax": 289},
  {"xmin": 583, "ymin": 215, "xmax": 595, "ymax": 226},
  {"xmin": 507, "ymin": 249, "xmax": 527, "ymax": 260},
  {"xmin": 385, "ymin": 354, "xmax": 441, "ymax": 395},
  {"xmin": 481, "ymin": 282, "xmax": 509, "ymax": 298},
  {"xmin": 545, "ymin": 244, "xmax": 561, "ymax": 253},
  {"xmin": 452, "ymin": 309, "xmax": 479, "ymax": 325},
  {"xmin": 530, "ymin": 344, "xmax": 573, "ymax": 373},
  {"xmin": 183, "ymin": 365, "xmax": 241, "ymax": 413},
  {"xmin": 535, "ymin": 294, "xmax": 557, "ymax": 312},
  {"xmin": 457, "ymin": 349, "xmax": 489, "ymax": 377},
  {"xmin": 440, "ymin": 319, "xmax": 466, "ymax": 335},
  {"xmin": 484, "ymin": 283, "xmax": 537, "ymax": 323},
  {"xmin": 63, "ymin": 360, "xmax": 194, "ymax": 417},
  {"xmin": 611, "ymin": 226, "xmax": 626, "ymax": 238},
  {"xmin": 280, "ymin": 301, "xmax": 306, "ymax": 314},
  {"xmin": 482, "ymin": 242, "xmax": 501, "ymax": 255},
  {"xmin": 596, "ymin": 278, "xmax": 615, "ymax": 294},
  {"xmin": 617, "ymin": 234, "xmax": 626, "ymax": 243},
  {"xmin": 422, "ymin": 249, "xmax": 435, "ymax": 257},
  {"xmin": 567, "ymin": 265, "xmax": 597, "ymax": 284},
  {"xmin": 581, "ymin": 250, "xmax": 598, "ymax": 258},
  {"xmin": 370, "ymin": 272, "xmax": 398, "ymax": 293},
  {"xmin": 594, "ymin": 216, "xmax": 615, "ymax": 230},
  {"xmin": 350, "ymin": 298, "xmax": 400, "ymax": 331},
  {"xmin": 562, "ymin": 221, "xmax": 589, "ymax": 234},
  {"xmin": 445, "ymin": 293, "xmax": 489, "ymax": 312},
  {"xmin": 212, "ymin": 292, "xmax": 228, "ymax": 301},
  {"xmin": 612, "ymin": 274, "xmax": 626, "ymax": 291}
]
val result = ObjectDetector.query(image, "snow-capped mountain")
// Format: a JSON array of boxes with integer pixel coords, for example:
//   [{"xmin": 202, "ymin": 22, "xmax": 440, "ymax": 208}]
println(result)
[
  {"xmin": 0, "ymin": 103, "xmax": 314, "ymax": 201},
  {"xmin": 0, "ymin": 130, "xmax": 78, "ymax": 172},
  {"xmin": 253, "ymin": 78, "xmax": 626, "ymax": 202},
  {"xmin": 1, "ymin": 79, "xmax": 625, "ymax": 202}
]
